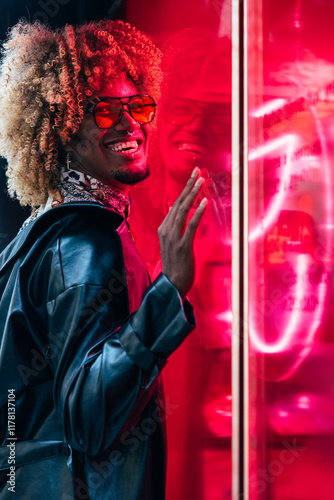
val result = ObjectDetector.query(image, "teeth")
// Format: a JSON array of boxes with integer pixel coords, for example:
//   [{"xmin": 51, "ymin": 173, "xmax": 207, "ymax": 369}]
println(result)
[
  {"xmin": 179, "ymin": 143, "xmax": 206, "ymax": 154},
  {"xmin": 106, "ymin": 140, "xmax": 139, "ymax": 152}
]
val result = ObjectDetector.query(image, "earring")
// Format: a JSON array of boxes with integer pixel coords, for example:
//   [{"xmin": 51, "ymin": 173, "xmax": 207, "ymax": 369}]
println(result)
[{"xmin": 66, "ymin": 151, "xmax": 71, "ymax": 171}]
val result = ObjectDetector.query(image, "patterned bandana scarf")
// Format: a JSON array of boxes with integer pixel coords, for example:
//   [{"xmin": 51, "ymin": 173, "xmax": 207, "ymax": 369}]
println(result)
[{"xmin": 21, "ymin": 167, "xmax": 131, "ymax": 231}]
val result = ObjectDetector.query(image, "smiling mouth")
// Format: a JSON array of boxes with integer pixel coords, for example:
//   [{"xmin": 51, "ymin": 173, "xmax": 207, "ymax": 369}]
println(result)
[
  {"xmin": 104, "ymin": 140, "xmax": 142, "ymax": 155},
  {"xmin": 177, "ymin": 142, "xmax": 207, "ymax": 155}
]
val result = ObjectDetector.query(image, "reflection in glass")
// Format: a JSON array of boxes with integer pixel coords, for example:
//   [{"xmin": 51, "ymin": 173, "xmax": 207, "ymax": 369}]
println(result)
[
  {"xmin": 130, "ymin": 18, "xmax": 232, "ymax": 500},
  {"xmin": 248, "ymin": 1, "xmax": 334, "ymax": 498}
]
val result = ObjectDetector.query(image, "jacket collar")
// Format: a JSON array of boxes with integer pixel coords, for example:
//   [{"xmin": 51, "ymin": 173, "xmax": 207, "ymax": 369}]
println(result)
[
  {"xmin": 21, "ymin": 167, "xmax": 130, "ymax": 232},
  {"xmin": 0, "ymin": 202, "xmax": 123, "ymax": 276}
]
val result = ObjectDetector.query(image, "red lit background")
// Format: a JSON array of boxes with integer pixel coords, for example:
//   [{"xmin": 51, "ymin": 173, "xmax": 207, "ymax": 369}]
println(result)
[
  {"xmin": 248, "ymin": 0, "xmax": 334, "ymax": 499},
  {"xmin": 1, "ymin": 0, "xmax": 334, "ymax": 498},
  {"xmin": 127, "ymin": 2, "xmax": 233, "ymax": 499},
  {"xmin": 127, "ymin": 0, "xmax": 334, "ymax": 498}
]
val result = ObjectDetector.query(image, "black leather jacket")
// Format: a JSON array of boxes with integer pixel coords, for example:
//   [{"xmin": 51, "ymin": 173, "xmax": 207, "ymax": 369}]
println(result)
[{"xmin": 0, "ymin": 202, "xmax": 195, "ymax": 499}]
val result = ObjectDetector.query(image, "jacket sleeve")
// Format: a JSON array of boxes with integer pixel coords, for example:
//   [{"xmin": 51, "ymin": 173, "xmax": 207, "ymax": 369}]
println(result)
[{"xmin": 44, "ymin": 236, "xmax": 195, "ymax": 457}]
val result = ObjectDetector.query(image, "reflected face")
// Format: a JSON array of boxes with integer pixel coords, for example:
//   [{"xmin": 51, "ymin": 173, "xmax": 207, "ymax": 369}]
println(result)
[
  {"xmin": 159, "ymin": 90, "xmax": 231, "ymax": 186},
  {"xmin": 66, "ymin": 79, "xmax": 150, "ymax": 191}
]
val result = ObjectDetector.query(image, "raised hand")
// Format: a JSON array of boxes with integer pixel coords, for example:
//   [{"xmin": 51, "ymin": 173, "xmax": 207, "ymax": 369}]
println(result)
[{"xmin": 158, "ymin": 167, "xmax": 207, "ymax": 300}]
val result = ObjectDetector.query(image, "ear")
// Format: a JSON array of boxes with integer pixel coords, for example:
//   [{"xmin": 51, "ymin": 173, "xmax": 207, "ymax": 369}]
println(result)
[{"xmin": 72, "ymin": 134, "xmax": 87, "ymax": 145}]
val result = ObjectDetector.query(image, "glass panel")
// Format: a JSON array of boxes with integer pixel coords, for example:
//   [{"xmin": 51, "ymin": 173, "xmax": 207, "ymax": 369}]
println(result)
[
  {"xmin": 247, "ymin": 1, "xmax": 334, "ymax": 498},
  {"xmin": 0, "ymin": 2, "xmax": 233, "ymax": 498},
  {"xmin": 127, "ymin": 1, "xmax": 233, "ymax": 499}
]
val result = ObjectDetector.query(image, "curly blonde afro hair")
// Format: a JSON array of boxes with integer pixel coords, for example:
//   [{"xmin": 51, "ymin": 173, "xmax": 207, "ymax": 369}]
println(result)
[{"xmin": 0, "ymin": 19, "xmax": 162, "ymax": 207}]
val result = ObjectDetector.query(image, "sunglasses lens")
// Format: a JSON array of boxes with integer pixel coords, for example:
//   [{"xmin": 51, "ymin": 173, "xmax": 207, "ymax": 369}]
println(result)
[
  {"xmin": 210, "ymin": 115, "xmax": 232, "ymax": 135},
  {"xmin": 94, "ymin": 99, "xmax": 122, "ymax": 128},
  {"xmin": 93, "ymin": 96, "xmax": 156, "ymax": 128},
  {"xmin": 129, "ymin": 96, "xmax": 156, "ymax": 124},
  {"xmin": 166, "ymin": 99, "xmax": 197, "ymax": 126}
]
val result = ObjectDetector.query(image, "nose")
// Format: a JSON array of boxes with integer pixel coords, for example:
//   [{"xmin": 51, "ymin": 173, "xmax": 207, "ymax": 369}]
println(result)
[
  {"xmin": 184, "ymin": 110, "xmax": 205, "ymax": 136},
  {"xmin": 114, "ymin": 104, "xmax": 140, "ymax": 131}
]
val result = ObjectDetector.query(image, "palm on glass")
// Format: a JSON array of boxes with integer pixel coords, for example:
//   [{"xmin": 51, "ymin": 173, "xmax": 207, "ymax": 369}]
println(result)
[{"xmin": 158, "ymin": 167, "xmax": 207, "ymax": 300}]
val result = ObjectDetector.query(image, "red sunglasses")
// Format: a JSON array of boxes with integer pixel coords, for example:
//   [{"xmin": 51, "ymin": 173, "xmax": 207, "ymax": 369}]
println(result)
[{"xmin": 85, "ymin": 94, "xmax": 156, "ymax": 129}]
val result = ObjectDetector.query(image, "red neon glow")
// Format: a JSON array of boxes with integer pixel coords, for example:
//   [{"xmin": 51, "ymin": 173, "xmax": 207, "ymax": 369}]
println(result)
[
  {"xmin": 249, "ymin": 253, "xmax": 326, "ymax": 354},
  {"xmin": 251, "ymin": 99, "xmax": 287, "ymax": 118},
  {"xmin": 248, "ymin": 1, "xmax": 334, "ymax": 498},
  {"xmin": 126, "ymin": 4, "xmax": 233, "ymax": 500},
  {"xmin": 126, "ymin": 1, "xmax": 334, "ymax": 499},
  {"xmin": 248, "ymin": 134, "xmax": 296, "ymax": 243}
]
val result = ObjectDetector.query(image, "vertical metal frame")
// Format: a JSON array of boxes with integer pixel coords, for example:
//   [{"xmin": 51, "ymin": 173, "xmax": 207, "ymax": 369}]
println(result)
[
  {"xmin": 232, "ymin": 0, "xmax": 249, "ymax": 498},
  {"xmin": 243, "ymin": 0, "xmax": 249, "ymax": 497},
  {"xmin": 231, "ymin": 0, "xmax": 241, "ymax": 496}
]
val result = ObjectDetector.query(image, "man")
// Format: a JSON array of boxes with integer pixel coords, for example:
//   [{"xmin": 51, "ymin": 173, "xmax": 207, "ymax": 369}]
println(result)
[{"xmin": 0, "ymin": 20, "xmax": 206, "ymax": 499}]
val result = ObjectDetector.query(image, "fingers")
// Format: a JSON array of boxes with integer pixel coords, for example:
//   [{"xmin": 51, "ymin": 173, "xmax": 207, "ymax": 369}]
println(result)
[
  {"xmin": 183, "ymin": 197, "xmax": 208, "ymax": 242},
  {"xmin": 178, "ymin": 166, "xmax": 201, "ymax": 203},
  {"xmin": 167, "ymin": 167, "xmax": 201, "ymax": 224},
  {"xmin": 173, "ymin": 176, "xmax": 205, "ymax": 233}
]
